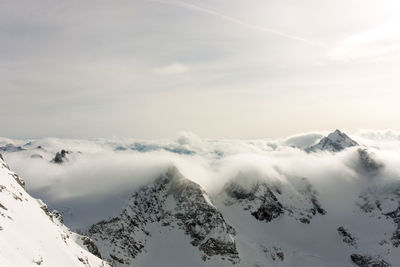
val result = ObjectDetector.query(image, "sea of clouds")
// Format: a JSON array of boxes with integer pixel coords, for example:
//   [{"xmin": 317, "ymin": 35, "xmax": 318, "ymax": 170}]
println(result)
[{"xmin": 1, "ymin": 129, "xmax": 400, "ymax": 229}]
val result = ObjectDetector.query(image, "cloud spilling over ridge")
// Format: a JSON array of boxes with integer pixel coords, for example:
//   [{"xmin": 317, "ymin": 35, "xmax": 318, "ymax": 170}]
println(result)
[{"xmin": 1, "ymin": 130, "xmax": 400, "ymax": 229}]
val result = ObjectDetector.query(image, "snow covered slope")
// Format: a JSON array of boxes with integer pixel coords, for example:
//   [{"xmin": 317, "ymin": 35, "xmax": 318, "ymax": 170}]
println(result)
[
  {"xmin": 221, "ymin": 174, "xmax": 326, "ymax": 225},
  {"xmin": 87, "ymin": 160, "xmax": 400, "ymax": 267},
  {"xmin": 2, "ymin": 132, "xmax": 400, "ymax": 267},
  {"xmin": 0, "ymin": 154, "xmax": 110, "ymax": 267},
  {"xmin": 89, "ymin": 167, "xmax": 239, "ymax": 266}
]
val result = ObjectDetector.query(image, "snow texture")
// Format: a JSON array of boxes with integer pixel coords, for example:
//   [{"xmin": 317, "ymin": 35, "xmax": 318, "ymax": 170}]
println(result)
[
  {"xmin": 2, "ymin": 130, "xmax": 400, "ymax": 266},
  {"xmin": 0, "ymin": 154, "xmax": 110, "ymax": 267}
]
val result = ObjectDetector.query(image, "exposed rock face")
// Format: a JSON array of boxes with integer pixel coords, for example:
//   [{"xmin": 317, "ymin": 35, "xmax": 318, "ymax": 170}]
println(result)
[
  {"xmin": 10, "ymin": 173, "xmax": 25, "ymax": 190},
  {"xmin": 79, "ymin": 236, "xmax": 103, "ymax": 259},
  {"xmin": 385, "ymin": 207, "xmax": 400, "ymax": 247},
  {"xmin": 223, "ymin": 176, "xmax": 326, "ymax": 224},
  {"xmin": 356, "ymin": 148, "xmax": 384, "ymax": 175},
  {"xmin": 52, "ymin": 210, "xmax": 64, "ymax": 224},
  {"xmin": 350, "ymin": 254, "xmax": 391, "ymax": 267},
  {"xmin": 358, "ymin": 184, "xmax": 400, "ymax": 248},
  {"xmin": 337, "ymin": 226, "xmax": 357, "ymax": 247},
  {"xmin": 51, "ymin": 149, "xmax": 70, "ymax": 164},
  {"xmin": 262, "ymin": 245, "xmax": 284, "ymax": 262},
  {"xmin": 89, "ymin": 167, "xmax": 239, "ymax": 266},
  {"xmin": 48, "ymin": 208, "xmax": 103, "ymax": 260},
  {"xmin": 306, "ymin": 130, "xmax": 358, "ymax": 152}
]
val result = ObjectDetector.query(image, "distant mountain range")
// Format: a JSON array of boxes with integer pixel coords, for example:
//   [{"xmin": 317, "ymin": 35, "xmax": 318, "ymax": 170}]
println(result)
[{"xmin": 1, "ymin": 130, "xmax": 399, "ymax": 266}]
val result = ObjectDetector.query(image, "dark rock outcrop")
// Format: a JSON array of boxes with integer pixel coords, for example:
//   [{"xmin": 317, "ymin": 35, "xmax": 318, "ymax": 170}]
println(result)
[
  {"xmin": 337, "ymin": 226, "xmax": 357, "ymax": 247},
  {"xmin": 385, "ymin": 207, "xmax": 400, "ymax": 247},
  {"xmin": 357, "ymin": 148, "xmax": 384, "ymax": 175},
  {"xmin": 358, "ymin": 185, "xmax": 400, "ymax": 248},
  {"xmin": 89, "ymin": 167, "xmax": 239, "ymax": 266},
  {"xmin": 224, "ymin": 176, "xmax": 325, "ymax": 224},
  {"xmin": 350, "ymin": 254, "xmax": 391, "ymax": 267},
  {"xmin": 80, "ymin": 236, "xmax": 102, "ymax": 259},
  {"xmin": 262, "ymin": 246, "xmax": 285, "ymax": 262},
  {"xmin": 51, "ymin": 150, "xmax": 70, "ymax": 164},
  {"xmin": 11, "ymin": 173, "xmax": 25, "ymax": 190}
]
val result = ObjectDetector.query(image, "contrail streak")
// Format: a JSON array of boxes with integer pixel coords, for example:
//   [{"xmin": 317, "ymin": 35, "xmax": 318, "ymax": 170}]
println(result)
[{"xmin": 150, "ymin": 0, "xmax": 322, "ymax": 46}]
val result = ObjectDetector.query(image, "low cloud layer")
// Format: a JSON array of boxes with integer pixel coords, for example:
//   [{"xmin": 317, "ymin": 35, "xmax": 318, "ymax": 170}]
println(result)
[{"xmin": 1, "ymin": 129, "xmax": 400, "ymax": 229}]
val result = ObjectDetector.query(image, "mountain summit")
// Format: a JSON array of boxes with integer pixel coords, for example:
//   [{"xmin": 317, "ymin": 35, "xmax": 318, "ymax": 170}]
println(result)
[
  {"xmin": 306, "ymin": 130, "xmax": 358, "ymax": 152},
  {"xmin": 89, "ymin": 167, "xmax": 239, "ymax": 266}
]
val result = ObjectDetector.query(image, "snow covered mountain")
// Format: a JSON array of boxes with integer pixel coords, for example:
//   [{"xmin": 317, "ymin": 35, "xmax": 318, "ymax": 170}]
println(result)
[
  {"xmin": 1, "ymin": 131, "xmax": 400, "ymax": 266},
  {"xmin": 89, "ymin": 167, "xmax": 239, "ymax": 266},
  {"xmin": 87, "ymin": 162, "xmax": 399, "ymax": 266},
  {"xmin": 306, "ymin": 129, "xmax": 359, "ymax": 152},
  {"xmin": 0, "ymin": 153, "xmax": 110, "ymax": 267},
  {"xmin": 221, "ymin": 174, "xmax": 326, "ymax": 225}
]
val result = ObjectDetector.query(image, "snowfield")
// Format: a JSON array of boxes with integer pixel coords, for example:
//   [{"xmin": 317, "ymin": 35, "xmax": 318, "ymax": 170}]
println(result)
[{"xmin": 0, "ymin": 155, "xmax": 109, "ymax": 267}]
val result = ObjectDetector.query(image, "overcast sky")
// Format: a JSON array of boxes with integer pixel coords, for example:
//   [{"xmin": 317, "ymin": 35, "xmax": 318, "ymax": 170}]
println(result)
[{"xmin": 1, "ymin": 0, "xmax": 400, "ymax": 139}]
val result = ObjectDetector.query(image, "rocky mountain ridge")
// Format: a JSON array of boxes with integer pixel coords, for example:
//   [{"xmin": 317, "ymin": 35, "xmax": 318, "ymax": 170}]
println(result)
[
  {"xmin": 1, "ymin": 131, "xmax": 400, "ymax": 267},
  {"xmin": 89, "ymin": 167, "xmax": 239, "ymax": 266},
  {"xmin": 222, "ymin": 175, "xmax": 326, "ymax": 225}
]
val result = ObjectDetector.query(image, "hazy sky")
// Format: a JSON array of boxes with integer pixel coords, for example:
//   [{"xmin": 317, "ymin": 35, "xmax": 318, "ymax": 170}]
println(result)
[{"xmin": 1, "ymin": 0, "xmax": 400, "ymax": 139}]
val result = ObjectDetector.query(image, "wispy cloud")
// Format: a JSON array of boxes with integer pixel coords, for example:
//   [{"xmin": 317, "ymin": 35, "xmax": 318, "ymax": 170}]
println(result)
[
  {"xmin": 153, "ymin": 63, "xmax": 189, "ymax": 75},
  {"xmin": 329, "ymin": 19, "xmax": 400, "ymax": 62},
  {"xmin": 151, "ymin": 0, "xmax": 321, "ymax": 46}
]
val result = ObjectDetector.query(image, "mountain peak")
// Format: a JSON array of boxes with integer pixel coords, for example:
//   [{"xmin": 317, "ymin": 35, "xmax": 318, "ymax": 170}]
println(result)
[
  {"xmin": 327, "ymin": 129, "xmax": 350, "ymax": 142},
  {"xmin": 89, "ymin": 167, "xmax": 239, "ymax": 266},
  {"xmin": 306, "ymin": 130, "xmax": 358, "ymax": 152}
]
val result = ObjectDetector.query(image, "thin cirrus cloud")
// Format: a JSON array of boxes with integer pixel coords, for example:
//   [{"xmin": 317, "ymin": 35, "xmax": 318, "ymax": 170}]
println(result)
[
  {"xmin": 153, "ymin": 63, "xmax": 190, "ymax": 75},
  {"xmin": 329, "ymin": 18, "xmax": 400, "ymax": 62},
  {"xmin": 151, "ymin": 0, "xmax": 321, "ymax": 46},
  {"xmin": 1, "ymin": 0, "xmax": 400, "ymax": 139}
]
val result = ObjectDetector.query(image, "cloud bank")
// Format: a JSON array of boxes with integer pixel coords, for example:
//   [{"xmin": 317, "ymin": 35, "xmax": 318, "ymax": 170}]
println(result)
[{"xmin": 1, "ymin": 130, "xmax": 400, "ymax": 229}]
